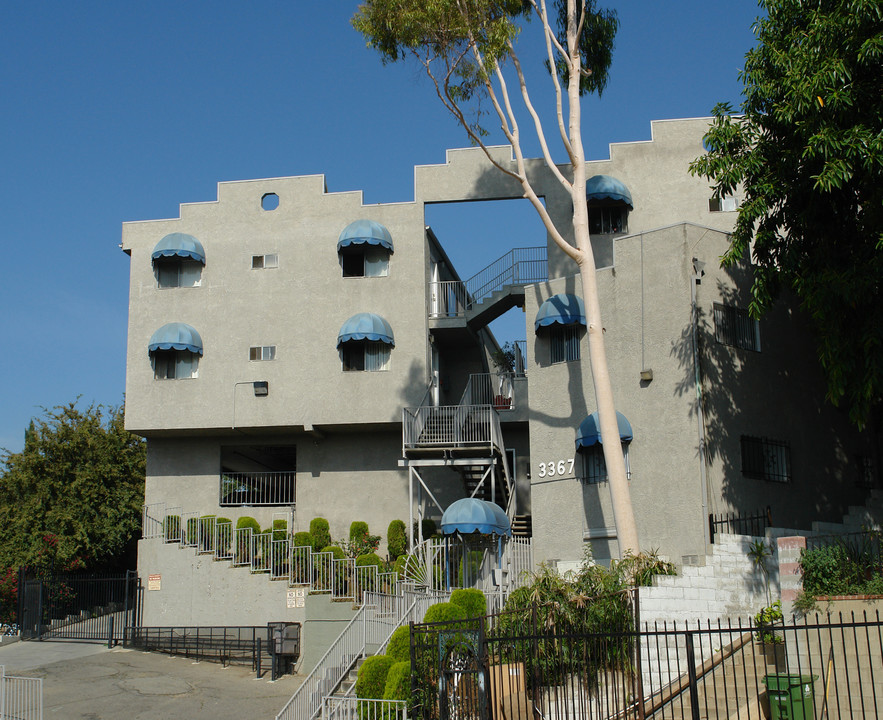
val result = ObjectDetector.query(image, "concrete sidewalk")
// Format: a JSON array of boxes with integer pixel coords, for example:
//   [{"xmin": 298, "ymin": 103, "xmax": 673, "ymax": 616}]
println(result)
[{"xmin": 0, "ymin": 639, "xmax": 302, "ymax": 719}]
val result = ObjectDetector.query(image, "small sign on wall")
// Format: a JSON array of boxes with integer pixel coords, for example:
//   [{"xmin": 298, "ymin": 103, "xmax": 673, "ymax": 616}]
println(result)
[
  {"xmin": 287, "ymin": 589, "xmax": 305, "ymax": 608},
  {"xmin": 148, "ymin": 574, "xmax": 161, "ymax": 591}
]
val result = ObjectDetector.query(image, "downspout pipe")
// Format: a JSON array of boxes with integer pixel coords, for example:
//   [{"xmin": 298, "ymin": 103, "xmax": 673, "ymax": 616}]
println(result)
[{"xmin": 691, "ymin": 258, "xmax": 711, "ymax": 547}]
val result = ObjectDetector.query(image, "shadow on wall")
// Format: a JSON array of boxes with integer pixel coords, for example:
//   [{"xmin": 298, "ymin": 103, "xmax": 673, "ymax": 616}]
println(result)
[{"xmin": 669, "ymin": 258, "xmax": 854, "ymax": 528}]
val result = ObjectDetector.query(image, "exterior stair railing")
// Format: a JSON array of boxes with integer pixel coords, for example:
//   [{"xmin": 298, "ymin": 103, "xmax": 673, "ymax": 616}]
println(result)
[
  {"xmin": 428, "ymin": 246, "xmax": 547, "ymax": 318},
  {"xmin": 275, "ymin": 590, "xmax": 449, "ymax": 720}
]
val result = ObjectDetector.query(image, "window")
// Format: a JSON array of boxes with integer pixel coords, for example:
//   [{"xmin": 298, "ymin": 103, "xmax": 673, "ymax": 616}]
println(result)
[
  {"xmin": 340, "ymin": 246, "xmax": 389, "ymax": 277},
  {"xmin": 856, "ymin": 455, "xmax": 876, "ymax": 488},
  {"xmin": 220, "ymin": 445, "xmax": 296, "ymax": 506},
  {"xmin": 741, "ymin": 436, "xmax": 791, "ymax": 482},
  {"xmin": 550, "ymin": 325, "xmax": 581, "ymax": 363},
  {"xmin": 714, "ymin": 303, "xmax": 761, "ymax": 352},
  {"xmin": 581, "ymin": 444, "xmax": 630, "ymax": 484},
  {"xmin": 709, "ymin": 195, "xmax": 739, "ymax": 212},
  {"xmin": 155, "ymin": 259, "xmax": 202, "ymax": 288},
  {"xmin": 249, "ymin": 345, "xmax": 276, "ymax": 361},
  {"xmin": 252, "ymin": 254, "xmax": 278, "ymax": 269},
  {"xmin": 589, "ymin": 206, "xmax": 628, "ymax": 235},
  {"xmin": 341, "ymin": 340, "xmax": 390, "ymax": 371},
  {"xmin": 152, "ymin": 350, "xmax": 199, "ymax": 379}
]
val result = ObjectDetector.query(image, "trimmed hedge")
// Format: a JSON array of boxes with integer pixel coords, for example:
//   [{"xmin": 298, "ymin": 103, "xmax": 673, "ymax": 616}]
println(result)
[
  {"xmin": 422, "ymin": 602, "xmax": 466, "ymax": 625},
  {"xmin": 383, "ymin": 660, "xmax": 411, "ymax": 701},
  {"xmin": 387, "ymin": 519, "xmax": 407, "ymax": 560},
  {"xmin": 355, "ymin": 655, "xmax": 396, "ymax": 700},
  {"xmin": 236, "ymin": 516, "xmax": 261, "ymax": 533},
  {"xmin": 385, "ymin": 626, "xmax": 410, "ymax": 663},
  {"xmin": 293, "ymin": 531, "xmax": 313, "ymax": 549},
  {"xmin": 320, "ymin": 545, "xmax": 346, "ymax": 560},
  {"xmin": 356, "ymin": 552, "xmax": 384, "ymax": 570},
  {"xmin": 450, "ymin": 588, "xmax": 486, "ymax": 619},
  {"xmin": 310, "ymin": 518, "xmax": 331, "ymax": 552}
]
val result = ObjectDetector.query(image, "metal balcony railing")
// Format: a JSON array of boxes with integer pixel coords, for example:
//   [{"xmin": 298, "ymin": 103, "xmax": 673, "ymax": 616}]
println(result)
[
  {"xmin": 460, "ymin": 372, "xmax": 517, "ymax": 410},
  {"xmin": 219, "ymin": 471, "xmax": 296, "ymax": 506},
  {"xmin": 402, "ymin": 404, "xmax": 502, "ymax": 449}
]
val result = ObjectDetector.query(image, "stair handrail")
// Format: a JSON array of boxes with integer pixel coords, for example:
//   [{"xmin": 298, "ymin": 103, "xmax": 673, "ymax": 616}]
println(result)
[
  {"xmin": 464, "ymin": 246, "xmax": 547, "ymax": 305},
  {"xmin": 275, "ymin": 604, "xmax": 369, "ymax": 720}
]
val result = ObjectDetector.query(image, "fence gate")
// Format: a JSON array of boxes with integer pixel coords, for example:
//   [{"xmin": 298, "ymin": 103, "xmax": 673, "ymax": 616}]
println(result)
[
  {"xmin": 17, "ymin": 569, "xmax": 140, "ymax": 643},
  {"xmin": 438, "ymin": 628, "xmax": 487, "ymax": 720}
]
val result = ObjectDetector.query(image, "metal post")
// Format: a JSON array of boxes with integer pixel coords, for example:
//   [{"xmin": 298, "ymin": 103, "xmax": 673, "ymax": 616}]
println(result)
[
  {"xmin": 685, "ymin": 631, "xmax": 701, "ymax": 720},
  {"xmin": 107, "ymin": 615, "xmax": 115, "ymax": 649}
]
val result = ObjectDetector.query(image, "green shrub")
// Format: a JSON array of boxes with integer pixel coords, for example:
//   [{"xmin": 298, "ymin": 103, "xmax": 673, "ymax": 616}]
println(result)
[
  {"xmin": 385, "ymin": 626, "xmax": 410, "ymax": 663},
  {"xmin": 422, "ymin": 602, "xmax": 466, "ymax": 625},
  {"xmin": 383, "ymin": 660, "xmax": 411, "ymax": 701},
  {"xmin": 755, "ymin": 600, "xmax": 784, "ymax": 644},
  {"xmin": 356, "ymin": 552, "xmax": 384, "ymax": 570},
  {"xmin": 355, "ymin": 654, "xmax": 396, "ymax": 700},
  {"xmin": 293, "ymin": 531, "xmax": 314, "ymax": 549},
  {"xmin": 321, "ymin": 545, "xmax": 346, "ymax": 559},
  {"xmin": 236, "ymin": 516, "xmax": 260, "ymax": 533},
  {"xmin": 413, "ymin": 518, "xmax": 437, "ymax": 541},
  {"xmin": 351, "ymin": 521, "xmax": 369, "ymax": 543},
  {"xmin": 387, "ymin": 520, "xmax": 407, "ymax": 560},
  {"xmin": 310, "ymin": 518, "xmax": 331, "ymax": 552},
  {"xmin": 450, "ymin": 588, "xmax": 486, "ymax": 619},
  {"xmin": 393, "ymin": 555, "xmax": 407, "ymax": 577}
]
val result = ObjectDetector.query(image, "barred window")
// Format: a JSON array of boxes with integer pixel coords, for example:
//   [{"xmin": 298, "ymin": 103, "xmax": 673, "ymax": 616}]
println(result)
[
  {"xmin": 551, "ymin": 325, "xmax": 581, "ymax": 363},
  {"xmin": 741, "ymin": 436, "xmax": 791, "ymax": 483},
  {"xmin": 856, "ymin": 455, "xmax": 876, "ymax": 488},
  {"xmin": 714, "ymin": 303, "xmax": 761, "ymax": 352},
  {"xmin": 581, "ymin": 444, "xmax": 630, "ymax": 484}
]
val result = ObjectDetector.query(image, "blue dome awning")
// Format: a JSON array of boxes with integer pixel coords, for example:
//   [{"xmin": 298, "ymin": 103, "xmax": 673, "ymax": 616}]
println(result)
[
  {"xmin": 148, "ymin": 323, "xmax": 203, "ymax": 355},
  {"xmin": 534, "ymin": 294, "xmax": 586, "ymax": 332},
  {"xmin": 576, "ymin": 411, "xmax": 633, "ymax": 449},
  {"xmin": 337, "ymin": 220, "xmax": 394, "ymax": 252},
  {"xmin": 151, "ymin": 233, "xmax": 206, "ymax": 264},
  {"xmin": 337, "ymin": 313, "xmax": 395, "ymax": 348},
  {"xmin": 586, "ymin": 175, "xmax": 633, "ymax": 209},
  {"xmin": 441, "ymin": 498, "xmax": 512, "ymax": 537}
]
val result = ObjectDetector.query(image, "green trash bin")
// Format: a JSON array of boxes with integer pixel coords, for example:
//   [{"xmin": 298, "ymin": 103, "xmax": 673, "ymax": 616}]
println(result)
[{"xmin": 762, "ymin": 674, "xmax": 817, "ymax": 720}]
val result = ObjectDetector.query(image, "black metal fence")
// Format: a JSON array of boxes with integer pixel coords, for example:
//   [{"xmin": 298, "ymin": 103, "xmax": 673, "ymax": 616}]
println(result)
[
  {"xmin": 708, "ymin": 505, "xmax": 772, "ymax": 543},
  {"xmin": 410, "ymin": 606, "xmax": 883, "ymax": 720},
  {"xmin": 17, "ymin": 569, "xmax": 140, "ymax": 644},
  {"xmin": 124, "ymin": 625, "xmax": 272, "ymax": 671}
]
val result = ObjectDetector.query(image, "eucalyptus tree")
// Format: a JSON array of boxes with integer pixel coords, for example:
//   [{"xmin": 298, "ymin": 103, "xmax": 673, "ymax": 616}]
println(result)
[{"xmin": 353, "ymin": 0, "xmax": 639, "ymax": 552}]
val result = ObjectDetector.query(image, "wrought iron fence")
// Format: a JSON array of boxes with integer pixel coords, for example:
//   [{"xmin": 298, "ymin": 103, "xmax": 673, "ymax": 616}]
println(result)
[
  {"xmin": 410, "ymin": 605, "xmax": 883, "ymax": 720},
  {"xmin": 17, "ymin": 570, "xmax": 139, "ymax": 644},
  {"xmin": 0, "ymin": 665, "xmax": 42, "ymax": 720},
  {"xmin": 125, "ymin": 625, "xmax": 272, "ymax": 669},
  {"xmin": 708, "ymin": 506, "xmax": 772, "ymax": 543}
]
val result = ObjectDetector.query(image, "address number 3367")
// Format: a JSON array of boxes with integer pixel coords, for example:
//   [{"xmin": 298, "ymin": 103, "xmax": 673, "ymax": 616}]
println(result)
[{"xmin": 537, "ymin": 459, "xmax": 574, "ymax": 478}]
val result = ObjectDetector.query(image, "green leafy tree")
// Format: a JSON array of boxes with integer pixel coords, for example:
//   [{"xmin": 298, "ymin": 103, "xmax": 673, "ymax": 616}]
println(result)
[
  {"xmin": 0, "ymin": 401, "xmax": 145, "ymax": 572},
  {"xmin": 353, "ymin": 0, "xmax": 639, "ymax": 553},
  {"xmin": 690, "ymin": 0, "xmax": 883, "ymax": 427}
]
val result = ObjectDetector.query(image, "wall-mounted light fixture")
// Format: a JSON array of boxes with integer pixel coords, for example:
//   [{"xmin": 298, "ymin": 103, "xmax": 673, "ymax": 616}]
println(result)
[{"xmin": 253, "ymin": 381, "xmax": 269, "ymax": 397}]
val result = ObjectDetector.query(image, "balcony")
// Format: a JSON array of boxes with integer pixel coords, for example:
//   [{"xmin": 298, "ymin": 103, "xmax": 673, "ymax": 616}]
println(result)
[{"xmin": 219, "ymin": 471, "xmax": 296, "ymax": 507}]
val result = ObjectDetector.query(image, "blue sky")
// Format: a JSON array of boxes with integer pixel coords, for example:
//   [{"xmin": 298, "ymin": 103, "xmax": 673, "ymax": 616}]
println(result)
[{"xmin": 0, "ymin": 2, "xmax": 761, "ymax": 454}]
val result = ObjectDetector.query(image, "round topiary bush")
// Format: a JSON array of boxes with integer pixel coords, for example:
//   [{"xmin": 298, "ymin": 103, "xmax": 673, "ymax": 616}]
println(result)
[
  {"xmin": 293, "ymin": 531, "xmax": 313, "ymax": 549},
  {"xmin": 450, "ymin": 588, "xmax": 486, "ymax": 619},
  {"xmin": 385, "ymin": 626, "xmax": 410, "ymax": 663},
  {"xmin": 355, "ymin": 654, "xmax": 396, "ymax": 700},
  {"xmin": 356, "ymin": 552, "xmax": 384, "ymax": 570},
  {"xmin": 422, "ymin": 602, "xmax": 466, "ymax": 625},
  {"xmin": 383, "ymin": 660, "xmax": 411, "ymax": 701},
  {"xmin": 236, "ymin": 516, "xmax": 261, "ymax": 533},
  {"xmin": 393, "ymin": 555, "xmax": 407, "ymax": 577},
  {"xmin": 387, "ymin": 519, "xmax": 407, "ymax": 560},
  {"xmin": 350, "ymin": 521, "xmax": 369, "ymax": 544},
  {"xmin": 310, "ymin": 518, "xmax": 331, "ymax": 552},
  {"xmin": 320, "ymin": 545, "xmax": 346, "ymax": 560}
]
